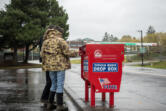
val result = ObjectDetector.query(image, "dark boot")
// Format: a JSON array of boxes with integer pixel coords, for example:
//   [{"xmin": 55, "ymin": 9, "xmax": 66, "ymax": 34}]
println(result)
[
  {"xmin": 40, "ymin": 99, "xmax": 48, "ymax": 108},
  {"xmin": 56, "ymin": 93, "xmax": 68, "ymax": 111},
  {"xmin": 47, "ymin": 91, "xmax": 57, "ymax": 110},
  {"xmin": 40, "ymin": 71, "xmax": 51, "ymax": 106}
]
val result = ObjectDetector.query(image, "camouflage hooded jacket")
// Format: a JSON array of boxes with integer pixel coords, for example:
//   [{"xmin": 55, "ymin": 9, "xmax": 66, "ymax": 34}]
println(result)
[{"xmin": 40, "ymin": 29, "xmax": 78, "ymax": 71}]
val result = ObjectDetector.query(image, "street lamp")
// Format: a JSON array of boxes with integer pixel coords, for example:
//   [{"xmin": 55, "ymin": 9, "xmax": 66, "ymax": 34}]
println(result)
[{"xmin": 138, "ymin": 30, "xmax": 144, "ymax": 66}]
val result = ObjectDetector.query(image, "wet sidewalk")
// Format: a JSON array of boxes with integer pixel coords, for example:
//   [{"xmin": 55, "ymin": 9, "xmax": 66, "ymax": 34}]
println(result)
[
  {"xmin": 0, "ymin": 68, "xmax": 77, "ymax": 111},
  {"xmin": 65, "ymin": 64, "xmax": 166, "ymax": 111},
  {"xmin": 0, "ymin": 69, "xmax": 45, "ymax": 111}
]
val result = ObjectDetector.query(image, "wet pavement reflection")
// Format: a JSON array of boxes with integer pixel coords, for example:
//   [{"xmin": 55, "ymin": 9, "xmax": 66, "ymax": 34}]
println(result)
[{"xmin": 0, "ymin": 68, "xmax": 77, "ymax": 111}]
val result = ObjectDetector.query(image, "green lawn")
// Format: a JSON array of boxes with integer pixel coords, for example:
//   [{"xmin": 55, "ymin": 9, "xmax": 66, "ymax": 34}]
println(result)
[
  {"xmin": 70, "ymin": 59, "xmax": 81, "ymax": 64},
  {"xmin": 0, "ymin": 63, "xmax": 41, "ymax": 69},
  {"xmin": 139, "ymin": 61, "xmax": 166, "ymax": 69}
]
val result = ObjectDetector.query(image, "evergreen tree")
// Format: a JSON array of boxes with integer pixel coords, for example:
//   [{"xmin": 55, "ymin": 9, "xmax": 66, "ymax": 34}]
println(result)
[
  {"xmin": 108, "ymin": 34, "xmax": 114, "ymax": 41},
  {"xmin": 0, "ymin": 0, "xmax": 69, "ymax": 63},
  {"xmin": 109, "ymin": 34, "xmax": 118, "ymax": 42},
  {"xmin": 102, "ymin": 32, "xmax": 109, "ymax": 41},
  {"xmin": 102, "ymin": 32, "xmax": 118, "ymax": 42},
  {"xmin": 112, "ymin": 36, "xmax": 118, "ymax": 42},
  {"xmin": 147, "ymin": 25, "xmax": 156, "ymax": 35}
]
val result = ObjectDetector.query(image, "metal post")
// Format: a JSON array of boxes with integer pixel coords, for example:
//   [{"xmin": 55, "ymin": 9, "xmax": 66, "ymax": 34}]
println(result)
[
  {"xmin": 85, "ymin": 80, "xmax": 89, "ymax": 102},
  {"xmin": 23, "ymin": 47, "xmax": 25, "ymax": 61},
  {"xmin": 32, "ymin": 50, "xmax": 34, "ymax": 60},
  {"xmin": 102, "ymin": 92, "xmax": 106, "ymax": 101},
  {"xmin": 138, "ymin": 30, "xmax": 144, "ymax": 66},
  {"xmin": 109, "ymin": 92, "xmax": 114, "ymax": 107},
  {"xmin": 91, "ymin": 84, "xmax": 95, "ymax": 107}
]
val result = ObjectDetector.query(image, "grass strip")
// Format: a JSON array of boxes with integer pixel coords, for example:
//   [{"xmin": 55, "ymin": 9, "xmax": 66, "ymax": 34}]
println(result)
[
  {"xmin": 137, "ymin": 61, "xmax": 166, "ymax": 69},
  {"xmin": 70, "ymin": 59, "xmax": 81, "ymax": 64},
  {"xmin": 0, "ymin": 64, "xmax": 41, "ymax": 69}
]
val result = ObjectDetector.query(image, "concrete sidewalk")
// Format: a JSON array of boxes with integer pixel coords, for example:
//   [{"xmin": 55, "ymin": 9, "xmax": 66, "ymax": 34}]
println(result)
[{"xmin": 65, "ymin": 64, "xmax": 166, "ymax": 111}]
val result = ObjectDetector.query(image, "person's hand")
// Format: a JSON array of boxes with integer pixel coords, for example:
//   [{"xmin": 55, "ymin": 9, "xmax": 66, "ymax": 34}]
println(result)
[
  {"xmin": 75, "ymin": 50, "xmax": 80, "ymax": 56},
  {"xmin": 79, "ymin": 50, "xmax": 83, "ymax": 56}
]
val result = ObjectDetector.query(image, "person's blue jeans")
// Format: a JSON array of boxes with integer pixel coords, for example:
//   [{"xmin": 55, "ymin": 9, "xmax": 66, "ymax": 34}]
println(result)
[{"xmin": 49, "ymin": 71, "xmax": 65, "ymax": 93}]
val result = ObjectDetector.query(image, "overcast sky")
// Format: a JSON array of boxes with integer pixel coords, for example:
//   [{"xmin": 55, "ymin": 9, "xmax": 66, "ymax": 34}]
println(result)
[{"xmin": 1, "ymin": 0, "xmax": 166, "ymax": 41}]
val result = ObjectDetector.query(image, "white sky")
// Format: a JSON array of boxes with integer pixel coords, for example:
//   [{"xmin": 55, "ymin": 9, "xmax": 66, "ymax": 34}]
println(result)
[
  {"xmin": 0, "ymin": 0, "xmax": 9, "ymax": 10},
  {"xmin": 1, "ymin": 0, "xmax": 166, "ymax": 41}
]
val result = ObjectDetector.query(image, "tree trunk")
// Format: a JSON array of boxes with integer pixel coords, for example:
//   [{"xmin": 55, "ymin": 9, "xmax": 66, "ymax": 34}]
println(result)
[
  {"xmin": 13, "ymin": 45, "xmax": 18, "ymax": 65},
  {"xmin": 24, "ymin": 44, "xmax": 30, "ymax": 63}
]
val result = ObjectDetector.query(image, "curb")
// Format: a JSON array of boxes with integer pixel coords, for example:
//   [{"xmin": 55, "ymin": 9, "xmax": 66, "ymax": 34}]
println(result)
[{"xmin": 64, "ymin": 85, "xmax": 86, "ymax": 111}]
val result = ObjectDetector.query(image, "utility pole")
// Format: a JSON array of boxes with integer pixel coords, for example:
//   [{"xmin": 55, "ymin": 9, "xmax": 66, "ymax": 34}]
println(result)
[{"xmin": 138, "ymin": 30, "xmax": 144, "ymax": 66}]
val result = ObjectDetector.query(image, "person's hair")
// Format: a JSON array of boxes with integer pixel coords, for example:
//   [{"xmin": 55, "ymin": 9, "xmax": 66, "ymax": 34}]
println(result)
[{"xmin": 47, "ymin": 25, "xmax": 64, "ymax": 34}]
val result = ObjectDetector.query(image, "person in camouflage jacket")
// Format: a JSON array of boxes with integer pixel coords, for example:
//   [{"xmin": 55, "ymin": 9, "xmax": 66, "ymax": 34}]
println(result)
[
  {"xmin": 41, "ymin": 28, "xmax": 77, "ymax": 71},
  {"xmin": 41, "ymin": 25, "xmax": 78, "ymax": 110}
]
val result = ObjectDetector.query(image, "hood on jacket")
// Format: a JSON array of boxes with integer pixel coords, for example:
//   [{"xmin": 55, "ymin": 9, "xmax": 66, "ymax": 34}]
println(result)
[{"xmin": 43, "ymin": 29, "xmax": 62, "ymax": 41}]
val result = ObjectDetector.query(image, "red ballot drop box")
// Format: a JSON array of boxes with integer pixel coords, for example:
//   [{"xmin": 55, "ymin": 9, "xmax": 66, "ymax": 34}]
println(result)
[{"xmin": 79, "ymin": 44, "xmax": 124, "ymax": 107}]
